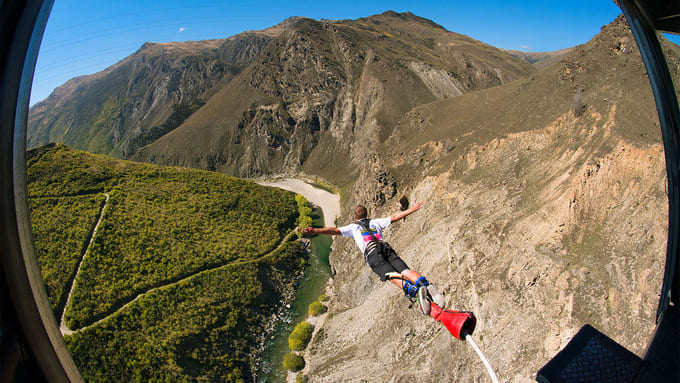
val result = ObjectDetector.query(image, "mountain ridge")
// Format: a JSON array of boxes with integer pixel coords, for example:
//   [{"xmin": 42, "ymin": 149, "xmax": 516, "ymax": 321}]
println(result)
[
  {"xmin": 28, "ymin": 11, "xmax": 537, "ymax": 173},
  {"xmin": 503, "ymin": 47, "xmax": 573, "ymax": 68},
  {"xmin": 132, "ymin": 11, "xmax": 536, "ymax": 181},
  {"xmin": 27, "ymin": 18, "xmax": 300, "ymax": 157}
]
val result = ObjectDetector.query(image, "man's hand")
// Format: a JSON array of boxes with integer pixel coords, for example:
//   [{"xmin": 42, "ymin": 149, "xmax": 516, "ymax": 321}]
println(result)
[
  {"xmin": 390, "ymin": 199, "xmax": 425, "ymax": 223},
  {"xmin": 301, "ymin": 226, "xmax": 341, "ymax": 236}
]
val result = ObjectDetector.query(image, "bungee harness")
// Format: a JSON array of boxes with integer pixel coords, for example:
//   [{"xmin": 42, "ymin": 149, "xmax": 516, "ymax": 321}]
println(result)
[{"xmin": 355, "ymin": 218, "xmax": 384, "ymax": 261}]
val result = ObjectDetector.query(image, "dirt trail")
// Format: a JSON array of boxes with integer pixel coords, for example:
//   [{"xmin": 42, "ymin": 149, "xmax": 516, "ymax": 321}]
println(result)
[{"xmin": 60, "ymin": 192, "xmax": 109, "ymax": 336}]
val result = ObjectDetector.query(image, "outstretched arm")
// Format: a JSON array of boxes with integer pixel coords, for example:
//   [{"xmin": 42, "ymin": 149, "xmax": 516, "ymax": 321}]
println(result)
[
  {"xmin": 390, "ymin": 200, "xmax": 424, "ymax": 223},
  {"xmin": 302, "ymin": 226, "xmax": 341, "ymax": 236}
]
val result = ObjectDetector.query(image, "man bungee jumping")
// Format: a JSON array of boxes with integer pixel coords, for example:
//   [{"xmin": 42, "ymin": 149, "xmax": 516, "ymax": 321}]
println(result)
[{"xmin": 301, "ymin": 200, "xmax": 445, "ymax": 315}]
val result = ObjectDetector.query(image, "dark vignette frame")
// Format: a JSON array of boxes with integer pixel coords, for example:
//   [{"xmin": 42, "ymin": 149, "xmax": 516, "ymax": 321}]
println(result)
[{"xmin": 0, "ymin": 1, "xmax": 677, "ymax": 381}]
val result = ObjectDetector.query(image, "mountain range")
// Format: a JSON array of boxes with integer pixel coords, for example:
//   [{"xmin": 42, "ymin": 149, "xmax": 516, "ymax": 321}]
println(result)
[
  {"xmin": 29, "ymin": 11, "xmax": 541, "ymax": 176},
  {"xmin": 27, "ymin": 10, "xmax": 680, "ymax": 382}
]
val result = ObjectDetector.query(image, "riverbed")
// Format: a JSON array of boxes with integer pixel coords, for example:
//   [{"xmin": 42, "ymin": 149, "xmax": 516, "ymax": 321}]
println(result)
[
  {"xmin": 257, "ymin": 178, "xmax": 341, "ymax": 227},
  {"xmin": 255, "ymin": 178, "xmax": 340, "ymax": 382}
]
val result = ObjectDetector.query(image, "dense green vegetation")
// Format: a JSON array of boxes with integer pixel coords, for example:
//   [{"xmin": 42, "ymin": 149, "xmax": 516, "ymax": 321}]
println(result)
[
  {"xmin": 65, "ymin": 169, "xmax": 295, "ymax": 328},
  {"xmin": 65, "ymin": 241, "xmax": 304, "ymax": 382},
  {"xmin": 282, "ymin": 352, "xmax": 305, "ymax": 372},
  {"xmin": 29, "ymin": 194, "xmax": 105, "ymax": 314},
  {"xmin": 295, "ymin": 195, "xmax": 313, "ymax": 228},
  {"xmin": 287, "ymin": 321, "xmax": 313, "ymax": 351},
  {"xmin": 27, "ymin": 144, "xmax": 306, "ymax": 381},
  {"xmin": 307, "ymin": 301, "xmax": 327, "ymax": 317},
  {"xmin": 27, "ymin": 144, "xmax": 127, "ymax": 197}
]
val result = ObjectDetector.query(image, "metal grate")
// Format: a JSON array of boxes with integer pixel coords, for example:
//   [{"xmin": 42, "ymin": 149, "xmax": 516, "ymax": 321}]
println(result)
[{"xmin": 537, "ymin": 325, "xmax": 642, "ymax": 383}]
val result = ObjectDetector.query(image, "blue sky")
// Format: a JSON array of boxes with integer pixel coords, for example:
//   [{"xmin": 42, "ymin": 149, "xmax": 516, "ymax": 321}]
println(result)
[{"xmin": 30, "ymin": 0, "xmax": 679, "ymax": 106}]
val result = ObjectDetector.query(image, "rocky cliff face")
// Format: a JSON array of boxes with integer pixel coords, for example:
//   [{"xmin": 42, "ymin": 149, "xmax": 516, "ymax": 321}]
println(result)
[
  {"xmin": 306, "ymin": 120, "xmax": 667, "ymax": 383},
  {"xmin": 299, "ymin": 15, "xmax": 678, "ymax": 382}
]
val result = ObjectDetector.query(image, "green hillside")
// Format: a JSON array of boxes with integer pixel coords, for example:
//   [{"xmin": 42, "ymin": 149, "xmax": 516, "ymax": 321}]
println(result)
[{"xmin": 27, "ymin": 144, "xmax": 306, "ymax": 382}]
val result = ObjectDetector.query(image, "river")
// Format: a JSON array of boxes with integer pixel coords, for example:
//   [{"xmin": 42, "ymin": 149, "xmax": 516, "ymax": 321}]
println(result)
[{"xmin": 255, "ymin": 178, "xmax": 340, "ymax": 382}]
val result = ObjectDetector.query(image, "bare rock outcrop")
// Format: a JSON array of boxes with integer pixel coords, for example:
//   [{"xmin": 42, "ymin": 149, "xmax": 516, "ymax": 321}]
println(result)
[{"xmin": 303, "ymin": 109, "xmax": 667, "ymax": 382}]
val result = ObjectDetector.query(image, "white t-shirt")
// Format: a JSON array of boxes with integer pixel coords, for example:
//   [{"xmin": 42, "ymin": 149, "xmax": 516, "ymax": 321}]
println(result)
[{"xmin": 338, "ymin": 217, "xmax": 391, "ymax": 254}]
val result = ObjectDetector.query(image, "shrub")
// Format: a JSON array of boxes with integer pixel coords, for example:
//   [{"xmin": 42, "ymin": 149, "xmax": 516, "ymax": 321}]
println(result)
[
  {"xmin": 296, "ymin": 373, "xmax": 308, "ymax": 383},
  {"xmin": 424, "ymin": 37, "xmax": 435, "ymax": 50},
  {"xmin": 573, "ymin": 90, "xmax": 586, "ymax": 117},
  {"xmin": 318, "ymin": 294, "xmax": 328, "ymax": 302},
  {"xmin": 288, "ymin": 321, "xmax": 313, "ymax": 351},
  {"xmin": 295, "ymin": 194, "xmax": 314, "ymax": 228},
  {"xmin": 308, "ymin": 301, "xmax": 327, "ymax": 316},
  {"xmin": 282, "ymin": 352, "xmax": 305, "ymax": 372}
]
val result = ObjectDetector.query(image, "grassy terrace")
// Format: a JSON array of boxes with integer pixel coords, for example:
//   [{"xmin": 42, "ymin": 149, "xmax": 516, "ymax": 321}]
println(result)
[{"xmin": 27, "ymin": 144, "xmax": 306, "ymax": 382}]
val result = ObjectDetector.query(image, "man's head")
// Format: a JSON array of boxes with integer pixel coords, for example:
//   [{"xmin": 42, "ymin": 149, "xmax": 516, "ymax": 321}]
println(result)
[{"xmin": 354, "ymin": 205, "xmax": 368, "ymax": 220}]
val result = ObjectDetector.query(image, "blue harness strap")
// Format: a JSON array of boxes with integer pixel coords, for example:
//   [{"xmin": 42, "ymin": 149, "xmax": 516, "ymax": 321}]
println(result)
[
  {"xmin": 402, "ymin": 280, "xmax": 418, "ymax": 298},
  {"xmin": 415, "ymin": 276, "xmax": 430, "ymax": 288}
]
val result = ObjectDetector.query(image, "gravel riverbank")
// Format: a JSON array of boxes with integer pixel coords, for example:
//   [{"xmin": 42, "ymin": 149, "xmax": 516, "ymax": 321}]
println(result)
[{"xmin": 257, "ymin": 178, "xmax": 341, "ymax": 227}]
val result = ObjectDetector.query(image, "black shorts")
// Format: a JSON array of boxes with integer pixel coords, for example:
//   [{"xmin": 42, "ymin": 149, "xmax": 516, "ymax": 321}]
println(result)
[{"xmin": 365, "ymin": 243, "xmax": 410, "ymax": 281}]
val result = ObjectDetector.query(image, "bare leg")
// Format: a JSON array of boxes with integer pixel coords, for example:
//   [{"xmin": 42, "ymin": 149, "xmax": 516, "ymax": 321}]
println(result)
[
  {"xmin": 401, "ymin": 269, "xmax": 422, "ymax": 283},
  {"xmin": 389, "ymin": 277, "xmax": 405, "ymax": 289},
  {"xmin": 388, "ymin": 269, "xmax": 422, "ymax": 288}
]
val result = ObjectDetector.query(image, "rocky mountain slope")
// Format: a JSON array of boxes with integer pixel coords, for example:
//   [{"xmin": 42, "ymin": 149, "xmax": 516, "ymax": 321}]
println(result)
[
  {"xmin": 504, "ymin": 47, "xmax": 573, "ymax": 68},
  {"xmin": 28, "ymin": 12, "xmax": 535, "ymax": 179},
  {"xmin": 299, "ymin": 15, "xmax": 679, "ymax": 382},
  {"xmin": 133, "ymin": 11, "xmax": 536, "ymax": 180},
  {"xmin": 27, "ymin": 24, "xmax": 286, "ymax": 157}
]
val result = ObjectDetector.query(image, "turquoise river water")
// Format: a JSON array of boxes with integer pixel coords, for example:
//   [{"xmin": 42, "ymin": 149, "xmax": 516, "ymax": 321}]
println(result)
[{"xmin": 257, "ymin": 209, "xmax": 333, "ymax": 382}]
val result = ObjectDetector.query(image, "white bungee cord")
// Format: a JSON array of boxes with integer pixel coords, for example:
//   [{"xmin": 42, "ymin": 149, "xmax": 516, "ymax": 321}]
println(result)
[{"xmin": 465, "ymin": 334, "xmax": 500, "ymax": 383}]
